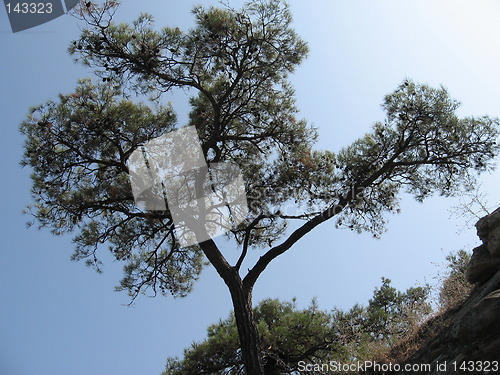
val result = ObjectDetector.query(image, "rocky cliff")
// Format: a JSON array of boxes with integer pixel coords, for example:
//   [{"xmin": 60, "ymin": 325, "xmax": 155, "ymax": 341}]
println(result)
[{"xmin": 368, "ymin": 208, "xmax": 500, "ymax": 374}]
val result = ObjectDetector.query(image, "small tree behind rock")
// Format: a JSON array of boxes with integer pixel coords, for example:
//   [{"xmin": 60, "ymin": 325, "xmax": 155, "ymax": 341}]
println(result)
[{"xmin": 439, "ymin": 249, "xmax": 473, "ymax": 310}]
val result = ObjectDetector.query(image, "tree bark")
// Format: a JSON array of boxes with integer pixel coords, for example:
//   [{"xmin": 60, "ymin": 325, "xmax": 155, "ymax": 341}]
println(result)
[
  {"xmin": 199, "ymin": 239, "xmax": 264, "ymax": 374},
  {"xmin": 227, "ymin": 276, "xmax": 264, "ymax": 375}
]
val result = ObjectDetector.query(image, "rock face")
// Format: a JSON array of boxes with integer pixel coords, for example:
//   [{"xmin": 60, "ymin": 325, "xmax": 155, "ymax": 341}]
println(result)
[
  {"xmin": 396, "ymin": 274, "xmax": 500, "ymax": 374},
  {"xmin": 466, "ymin": 245, "xmax": 500, "ymax": 284},
  {"xmin": 366, "ymin": 208, "xmax": 500, "ymax": 374},
  {"xmin": 467, "ymin": 207, "xmax": 500, "ymax": 284},
  {"xmin": 476, "ymin": 207, "xmax": 500, "ymax": 257}
]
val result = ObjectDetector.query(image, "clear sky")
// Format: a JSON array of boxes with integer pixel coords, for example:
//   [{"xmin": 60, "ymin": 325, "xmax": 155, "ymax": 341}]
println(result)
[{"xmin": 1, "ymin": 1, "xmax": 500, "ymax": 374}]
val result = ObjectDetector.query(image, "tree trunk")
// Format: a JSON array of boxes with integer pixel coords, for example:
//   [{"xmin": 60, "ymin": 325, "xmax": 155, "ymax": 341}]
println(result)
[
  {"xmin": 227, "ymin": 279, "xmax": 264, "ymax": 375},
  {"xmin": 198, "ymin": 240, "xmax": 265, "ymax": 374}
]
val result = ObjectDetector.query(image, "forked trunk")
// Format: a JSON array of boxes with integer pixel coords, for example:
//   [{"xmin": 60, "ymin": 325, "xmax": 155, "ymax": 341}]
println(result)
[{"xmin": 199, "ymin": 240, "xmax": 266, "ymax": 374}]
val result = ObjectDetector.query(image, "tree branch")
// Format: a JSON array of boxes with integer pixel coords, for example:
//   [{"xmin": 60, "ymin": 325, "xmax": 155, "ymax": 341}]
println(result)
[
  {"xmin": 242, "ymin": 143, "xmax": 409, "ymax": 289},
  {"xmin": 199, "ymin": 238, "xmax": 238, "ymax": 285},
  {"xmin": 234, "ymin": 215, "xmax": 266, "ymax": 272}
]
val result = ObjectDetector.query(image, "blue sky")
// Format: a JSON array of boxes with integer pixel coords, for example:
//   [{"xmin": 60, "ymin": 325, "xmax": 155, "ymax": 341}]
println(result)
[{"xmin": 1, "ymin": 1, "xmax": 500, "ymax": 374}]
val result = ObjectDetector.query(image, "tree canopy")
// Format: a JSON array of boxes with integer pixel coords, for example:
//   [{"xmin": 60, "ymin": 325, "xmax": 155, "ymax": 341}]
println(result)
[
  {"xmin": 20, "ymin": 1, "xmax": 500, "ymax": 373},
  {"xmin": 163, "ymin": 279, "xmax": 431, "ymax": 375},
  {"xmin": 21, "ymin": 0, "xmax": 499, "ymax": 299}
]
